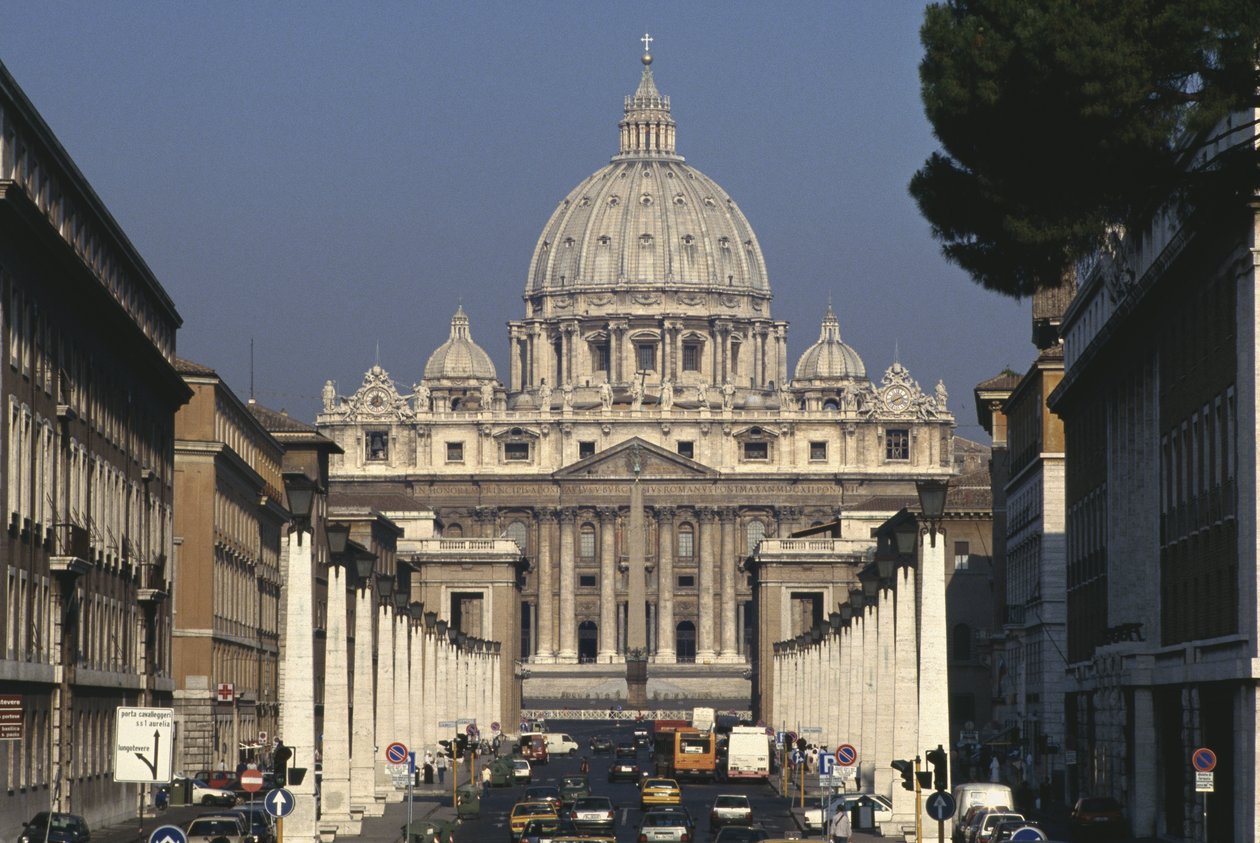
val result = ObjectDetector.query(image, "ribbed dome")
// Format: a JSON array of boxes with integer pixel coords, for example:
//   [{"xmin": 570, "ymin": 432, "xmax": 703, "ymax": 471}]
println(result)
[
  {"xmin": 423, "ymin": 306, "xmax": 497, "ymax": 381},
  {"xmin": 525, "ymin": 54, "xmax": 769, "ymax": 296},
  {"xmin": 794, "ymin": 305, "xmax": 866, "ymax": 380}
]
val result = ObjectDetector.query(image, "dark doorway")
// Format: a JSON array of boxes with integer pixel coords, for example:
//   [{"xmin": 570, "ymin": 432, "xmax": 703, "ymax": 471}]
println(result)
[
  {"xmin": 676, "ymin": 621, "xmax": 696, "ymax": 663},
  {"xmin": 578, "ymin": 621, "xmax": 597, "ymax": 663}
]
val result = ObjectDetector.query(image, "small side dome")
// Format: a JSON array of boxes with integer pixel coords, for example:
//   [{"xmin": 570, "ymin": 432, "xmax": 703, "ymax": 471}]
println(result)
[
  {"xmin": 794, "ymin": 304, "xmax": 867, "ymax": 381},
  {"xmin": 423, "ymin": 306, "xmax": 498, "ymax": 382}
]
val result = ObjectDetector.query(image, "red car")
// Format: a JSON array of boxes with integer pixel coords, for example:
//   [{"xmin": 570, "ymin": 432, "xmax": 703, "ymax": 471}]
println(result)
[{"xmin": 1071, "ymin": 796, "xmax": 1126, "ymax": 839}]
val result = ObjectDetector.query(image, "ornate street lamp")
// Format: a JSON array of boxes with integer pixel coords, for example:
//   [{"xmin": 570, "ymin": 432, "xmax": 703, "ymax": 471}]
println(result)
[
  {"xmin": 839, "ymin": 603, "xmax": 852, "ymax": 624},
  {"xmin": 876, "ymin": 547, "xmax": 897, "ymax": 583},
  {"xmin": 894, "ymin": 511, "xmax": 919, "ymax": 560},
  {"xmin": 353, "ymin": 549, "xmax": 376, "ymax": 584},
  {"xmin": 829, "ymin": 611, "xmax": 842, "ymax": 633},
  {"xmin": 492, "ymin": 641, "xmax": 501, "ymax": 654},
  {"xmin": 424, "ymin": 611, "xmax": 437, "ymax": 630},
  {"xmin": 435, "ymin": 619, "xmax": 448, "ymax": 639},
  {"xmin": 849, "ymin": 587, "xmax": 864, "ymax": 613},
  {"xmin": 326, "ymin": 522, "xmax": 351, "ymax": 556},
  {"xmin": 282, "ymin": 471, "xmax": 316, "ymax": 527},
  {"xmin": 859, "ymin": 563, "xmax": 880, "ymax": 600},
  {"xmin": 409, "ymin": 601, "xmax": 424, "ymax": 621},
  {"xmin": 810, "ymin": 625, "xmax": 822, "ymax": 644},
  {"xmin": 392, "ymin": 590, "xmax": 409, "ymax": 615},
  {"xmin": 915, "ymin": 478, "xmax": 949, "ymax": 547},
  {"xmin": 447, "ymin": 626, "xmax": 459, "ymax": 646}
]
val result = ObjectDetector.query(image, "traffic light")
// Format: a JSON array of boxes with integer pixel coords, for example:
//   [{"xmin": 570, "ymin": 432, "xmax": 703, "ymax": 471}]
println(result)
[
  {"xmin": 273, "ymin": 742, "xmax": 292, "ymax": 786},
  {"xmin": 454, "ymin": 733, "xmax": 468, "ymax": 756},
  {"xmin": 924, "ymin": 745, "xmax": 948, "ymax": 792},
  {"xmin": 891, "ymin": 759, "xmax": 914, "ymax": 791},
  {"xmin": 916, "ymin": 770, "xmax": 933, "ymax": 790}
]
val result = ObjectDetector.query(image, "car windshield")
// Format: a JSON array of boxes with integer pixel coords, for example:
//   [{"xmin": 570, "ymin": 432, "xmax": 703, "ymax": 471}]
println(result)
[
  {"xmin": 28, "ymin": 815, "xmax": 82, "ymax": 832},
  {"xmin": 715, "ymin": 796, "xmax": 747, "ymax": 807},
  {"xmin": 513, "ymin": 804, "xmax": 552, "ymax": 817},
  {"xmin": 561, "ymin": 777, "xmax": 586, "ymax": 787},
  {"xmin": 643, "ymin": 814, "xmax": 684, "ymax": 827},
  {"xmin": 188, "ymin": 820, "xmax": 240, "ymax": 835},
  {"xmin": 574, "ymin": 797, "xmax": 612, "ymax": 810}
]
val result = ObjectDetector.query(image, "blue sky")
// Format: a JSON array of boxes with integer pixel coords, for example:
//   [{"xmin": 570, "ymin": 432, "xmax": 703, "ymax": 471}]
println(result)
[{"xmin": 2, "ymin": 2, "xmax": 1031, "ymax": 441}]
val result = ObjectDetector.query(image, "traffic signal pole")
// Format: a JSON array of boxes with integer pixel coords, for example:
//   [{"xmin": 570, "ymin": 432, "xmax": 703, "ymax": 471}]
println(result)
[{"xmin": 914, "ymin": 756, "xmax": 922, "ymax": 843}]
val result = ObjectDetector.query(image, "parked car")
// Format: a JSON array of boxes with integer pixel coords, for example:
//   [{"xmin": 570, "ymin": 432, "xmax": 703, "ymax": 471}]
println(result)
[
  {"xmin": 607, "ymin": 760, "xmax": 641, "ymax": 782},
  {"xmin": 710, "ymin": 794, "xmax": 753, "ymax": 830},
  {"xmin": 228, "ymin": 806, "xmax": 274, "ymax": 843},
  {"xmin": 991, "ymin": 818, "xmax": 1047, "ymax": 842},
  {"xmin": 17, "ymin": 813, "xmax": 91, "ymax": 843},
  {"xmin": 589, "ymin": 736, "xmax": 614, "ymax": 754},
  {"xmin": 1071, "ymin": 796, "xmax": 1126, "ymax": 839},
  {"xmin": 512, "ymin": 758, "xmax": 533, "ymax": 784},
  {"xmin": 633, "ymin": 730, "xmax": 651, "ymax": 748},
  {"xmin": 185, "ymin": 815, "xmax": 248, "ymax": 843},
  {"xmin": 568, "ymin": 795, "xmax": 615, "ymax": 834}
]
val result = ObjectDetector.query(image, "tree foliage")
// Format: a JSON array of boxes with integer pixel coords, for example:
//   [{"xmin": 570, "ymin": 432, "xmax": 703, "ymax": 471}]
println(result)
[{"xmin": 911, "ymin": 0, "xmax": 1260, "ymax": 297}]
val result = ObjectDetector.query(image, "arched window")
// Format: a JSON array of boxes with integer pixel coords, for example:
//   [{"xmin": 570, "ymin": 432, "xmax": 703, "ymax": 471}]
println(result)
[
  {"xmin": 822, "ymin": 398, "xmax": 839, "ymax": 411},
  {"xmin": 506, "ymin": 521, "xmax": 528, "ymax": 554},
  {"xmin": 953, "ymin": 623, "xmax": 971, "ymax": 662},
  {"xmin": 677, "ymin": 523, "xmax": 695, "ymax": 559},
  {"xmin": 579, "ymin": 523, "xmax": 596, "ymax": 560},
  {"xmin": 445, "ymin": 523, "xmax": 463, "ymax": 538},
  {"xmin": 745, "ymin": 520, "xmax": 766, "ymax": 555}
]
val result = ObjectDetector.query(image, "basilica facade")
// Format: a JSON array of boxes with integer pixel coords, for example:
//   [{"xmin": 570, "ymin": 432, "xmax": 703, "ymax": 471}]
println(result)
[{"xmin": 317, "ymin": 48, "xmax": 957, "ymax": 706}]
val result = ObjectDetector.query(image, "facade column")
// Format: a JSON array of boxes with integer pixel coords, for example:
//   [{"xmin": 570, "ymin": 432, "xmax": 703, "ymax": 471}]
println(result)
[
  {"xmin": 320, "ymin": 565, "xmax": 354, "ymax": 829},
  {"xmin": 421, "ymin": 625, "xmax": 438, "ymax": 758},
  {"xmin": 891, "ymin": 563, "xmax": 920, "ymax": 825},
  {"xmin": 696, "ymin": 507, "xmax": 718, "ymax": 662},
  {"xmin": 527, "ymin": 324, "xmax": 541, "ymax": 388},
  {"xmin": 433, "ymin": 632, "xmax": 449, "ymax": 743},
  {"xmin": 860, "ymin": 603, "xmax": 879, "ymax": 791},
  {"xmin": 917, "ymin": 528, "xmax": 950, "ymax": 829},
  {"xmin": 655, "ymin": 507, "xmax": 676, "ymax": 662},
  {"xmin": 535, "ymin": 509, "xmax": 556, "ymax": 662},
  {"xmin": 873, "ymin": 585, "xmax": 896, "ymax": 800},
  {"xmin": 847, "ymin": 603, "xmax": 865, "ymax": 784},
  {"xmin": 490, "ymin": 648, "xmax": 502, "ymax": 730},
  {"xmin": 408, "ymin": 622, "xmax": 423, "ymax": 776},
  {"xmin": 350, "ymin": 584, "xmax": 379, "ymax": 816},
  {"xmin": 775, "ymin": 325, "xmax": 788, "ymax": 387},
  {"xmin": 509, "ymin": 326, "xmax": 522, "ymax": 391},
  {"xmin": 374, "ymin": 603, "xmax": 398, "ymax": 802},
  {"xmin": 718, "ymin": 508, "xmax": 738, "ymax": 661},
  {"xmin": 597, "ymin": 507, "xmax": 618, "ymax": 662},
  {"xmin": 558, "ymin": 509, "xmax": 578, "ymax": 662},
  {"xmin": 837, "ymin": 623, "xmax": 851, "ymax": 740},
  {"xmin": 278, "ymin": 527, "xmax": 318, "ymax": 843}
]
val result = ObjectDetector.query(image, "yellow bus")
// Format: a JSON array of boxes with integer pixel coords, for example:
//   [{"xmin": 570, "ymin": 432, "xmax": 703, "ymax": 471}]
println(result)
[{"xmin": 671, "ymin": 728, "xmax": 716, "ymax": 781}]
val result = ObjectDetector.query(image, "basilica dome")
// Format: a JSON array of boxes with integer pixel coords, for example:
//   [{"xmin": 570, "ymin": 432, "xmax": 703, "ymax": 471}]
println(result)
[
  {"xmin": 423, "ymin": 305, "xmax": 497, "ymax": 382},
  {"xmin": 794, "ymin": 305, "xmax": 866, "ymax": 381},
  {"xmin": 525, "ymin": 55, "xmax": 769, "ymax": 296}
]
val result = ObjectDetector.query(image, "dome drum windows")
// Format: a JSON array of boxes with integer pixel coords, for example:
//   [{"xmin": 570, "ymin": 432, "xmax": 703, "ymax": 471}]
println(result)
[
  {"xmin": 639, "ymin": 233, "xmax": 654, "ymax": 247},
  {"xmin": 681, "ymin": 234, "xmax": 695, "ymax": 246}
]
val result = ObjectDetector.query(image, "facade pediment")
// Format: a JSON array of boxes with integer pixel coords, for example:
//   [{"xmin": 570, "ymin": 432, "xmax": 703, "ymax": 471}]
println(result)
[{"xmin": 554, "ymin": 437, "xmax": 717, "ymax": 479}]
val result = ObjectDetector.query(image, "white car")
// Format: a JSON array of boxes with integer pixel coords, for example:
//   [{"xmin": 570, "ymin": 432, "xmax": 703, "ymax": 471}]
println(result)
[
  {"xmin": 512, "ymin": 758, "xmax": 532, "ymax": 784},
  {"xmin": 175, "ymin": 776, "xmax": 237, "ymax": 807},
  {"xmin": 802, "ymin": 792, "xmax": 892, "ymax": 829}
]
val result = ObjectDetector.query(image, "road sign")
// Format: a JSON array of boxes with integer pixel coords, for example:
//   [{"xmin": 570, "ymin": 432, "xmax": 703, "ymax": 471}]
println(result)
[
  {"xmin": 148, "ymin": 826, "xmax": 187, "ymax": 843},
  {"xmin": 264, "ymin": 787, "xmax": 296, "ymax": 818},
  {"xmin": 114, "ymin": 707, "xmax": 175, "ymax": 783},
  {"xmin": 925, "ymin": 791, "xmax": 956, "ymax": 821},
  {"xmin": 785, "ymin": 731, "xmax": 798, "ymax": 746},
  {"xmin": 1195, "ymin": 771, "xmax": 1215, "ymax": 792},
  {"xmin": 386, "ymin": 742, "xmax": 409, "ymax": 764},
  {"xmin": 835, "ymin": 743, "xmax": 858, "ymax": 766},
  {"xmin": 1192, "ymin": 747, "xmax": 1217, "ymax": 772},
  {"xmin": 765, "ymin": 726, "xmax": 775, "ymax": 737},
  {"xmin": 491, "ymin": 721, "xmax": 501, "ymax": 733},
  {"xmin": 216, "ymin": 683, "xmax": 235, "ymax": 703},
  {"xmin": 0, "ymin": 695, "xmax": 21, "ymax": 741},
  {"xmin": 801, "ymin": 725, "xmax": 822, "ymax": 734},
  {"xmin": 836, "ymin": 764, "xmax": 857, "ymax": 780},
  {"xmin": 818, "ymin": 754, "xmax": 834, "ymax": 776},
  {"xmin": 466, "ymin": 723, "xmax": 479, "ymax": 738},
  {"xmin": 1009, "ymin": 827, "xmax": 1048, "ymax": 841},
  {"xmin": 258, "ymin": 731, "xmax": 267, "ymax": 743},
  {"xmin": 239, "ymin": 770, "xmax": 265, "ymax": 793}
]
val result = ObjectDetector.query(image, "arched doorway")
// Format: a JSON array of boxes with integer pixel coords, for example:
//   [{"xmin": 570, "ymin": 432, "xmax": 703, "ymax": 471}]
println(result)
[
  {"xmin": 676, "ymin": 621, "xmax": 696, "ymax": 663},
  {"xmin": 578, "ymin": 621, "xmax": 598, "ymax": 663}
]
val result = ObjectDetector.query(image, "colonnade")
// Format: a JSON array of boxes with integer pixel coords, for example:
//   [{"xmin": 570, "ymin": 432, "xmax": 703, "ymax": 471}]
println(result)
[
  {"xmin": 278, "ymin": 526, "xmax": 502, "ymax": 843},
  {"xmin": 770, "ymin": 528, "xmax": 950, "ymax": 830}
]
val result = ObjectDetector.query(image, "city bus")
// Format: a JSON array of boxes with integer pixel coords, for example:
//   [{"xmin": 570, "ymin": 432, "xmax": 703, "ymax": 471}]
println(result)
[{"xmin": 670, "ymin": 728, "xmax": 716, "ymax": 781}]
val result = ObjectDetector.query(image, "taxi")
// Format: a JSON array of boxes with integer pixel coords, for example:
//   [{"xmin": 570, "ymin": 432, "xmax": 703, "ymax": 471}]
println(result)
[
  {"xmin": 638, "ymin": 777, "xmax": 682, "ymax": 810},
  {"xmin": 509, "ymin": 801, "xmax": 559, "ymax": 841}
]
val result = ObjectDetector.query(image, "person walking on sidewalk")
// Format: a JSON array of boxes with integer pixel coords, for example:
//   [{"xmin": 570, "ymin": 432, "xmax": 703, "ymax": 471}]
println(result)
[
  {"xmin": 481, "ymin": 764, "xmax": 491, "ymax": 798},
  {"xmin": 829, "ymin": 805, "xmax": 852, "ymax": 843},
  {"xmin": 436, "ymin": 752, "xmax": 448, "ymax": 784}
]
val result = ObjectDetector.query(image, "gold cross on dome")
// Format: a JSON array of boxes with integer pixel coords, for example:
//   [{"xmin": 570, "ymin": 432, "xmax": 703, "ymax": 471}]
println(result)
[{"xmin": 641, "ymin": 33, "xmax": 653, "ymax": 53}]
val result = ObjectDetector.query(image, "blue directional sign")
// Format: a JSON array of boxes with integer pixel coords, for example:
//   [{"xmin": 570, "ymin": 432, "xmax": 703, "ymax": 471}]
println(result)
[
  {"xmin": 264, "ymin": 787, "xmax": 296, "ymax": 819},
  {"xmin": 1009, "ymin": 827, "xmax": 1048, "ymax": 841},
  {"xmin": 925, "ymin": 791, "xmax": 956, "ymax": 821},
  {"xmin": 149, "ymin": 826, "xmax": 186, "ymax": 843},
  {"xmin": 818, "ymin": 753, "xmax": 835, "ymax": 776}
]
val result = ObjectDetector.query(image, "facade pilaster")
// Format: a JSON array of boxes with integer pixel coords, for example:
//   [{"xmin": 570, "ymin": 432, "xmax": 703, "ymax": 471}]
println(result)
[
  {"xmin": 320, "ymin": 565, "xmax": 354, "ymax": 828},
  {"xmin": 775, "ymin": 325, "xmax": 788, "ymax": 387},
  {"xmin": 558, "ymin": 509, "xmax": 578, "ymax": 662},
  {"xmin": 535, "ymin": 509, "xmax": 556, "ymax": 662},
  {"xmin": 654, "ymin": 507, "xmax": 676, "ymax": 663},
  {"xmin": 597, "ymin": 507, "xmax": 618, "ymax": 662},
  {"xmin": 696, "ymin": 507, "xmax": 718, "ymax": 662},
  {"xmin": 350, "ymin": 585, "xmax": 378, "ymax": 816},
  {"xmin": 718, "ymin": 508, "xmax": 739, "ymax": 661}
]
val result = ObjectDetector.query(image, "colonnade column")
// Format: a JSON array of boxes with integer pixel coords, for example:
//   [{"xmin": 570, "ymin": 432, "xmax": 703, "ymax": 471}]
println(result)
[
  {"xmin": 321, "ymin": 565, "xmax": 353, "ymax": 828},
  {"xmin": 597, "ymin": 507, "xmax": 618, "ymax": 662},
  {"xmin": 374, "ymin": 603, "xmax": 397, "ymax": 802},
  {"xmin": 873, "ymin": 584, "xmax": 896, "ymax": 799},
  {"xmin": 433, "ymin": 630, "xmax": 449, "ymax": 745},
  {"xmin": 558, "ymin": 510, "xmax": 578, "ymax": 662},
  {"xmin": 891, "ymin": 562, "xmax": 919, "ymax": 824},
  {"xmin": 391, "ymin": 612, "xmax": 409, "ymax": 790},
  {"xmin": 837, "ymin": 622, "xmax": 851, "ymax": 740},
  {"xmin": 408, "ymin": 621, "xmax": 424, "ymax": 778},
  {"xmin": 718, "ymin": 508, "xmax": 738, "ymax": 661},
  {"xmin": 278, "ymin": 528, "xmax": 317, "ymax": 843},
  {"xmin": 535, "ymin": 509, "xmax": 556, "ymax": 662},
  {"xmin": 860, "ymin": 602, "xmax": 879, "ymax": 791},
  {"xmin": 655, "ymin": 507, "xmax": 676, "ymax": 663},
  {"xmin": 846, "ymin": 597, "xmax": 865, "ymax": 783},
  {"xmin": 350, "ymin": 583, "xmax": 379, "ymax": 816},
  {"xmin": 917, "ymin": 529, "xmax": 950, "ymax": 827},
  {"xmin": 421, "ymin": 623, "xmax": 438, "ymax": 756},
  {"xmin": 696, "ymin": 507, "xmax": 717, "ymax": 662}
]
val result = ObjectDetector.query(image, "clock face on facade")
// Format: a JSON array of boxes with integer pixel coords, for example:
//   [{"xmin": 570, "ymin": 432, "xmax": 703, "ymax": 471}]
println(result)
[
  {"xmin": 365, "ymin": 388, "xmax": 389, "ymax": 413},
  {"xmin": 885, "ymin": 385, "xmax": 911, "ymax": 412}
]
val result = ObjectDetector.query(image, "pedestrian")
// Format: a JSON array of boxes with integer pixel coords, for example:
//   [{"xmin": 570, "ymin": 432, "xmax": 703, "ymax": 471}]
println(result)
[
  {"xmin": 436, "ymin": 752, "xmax": 448, "ymax": 784},
  {"xmin": 989, "ymin": 755, "xmax": 1000, "ymax": 783},
  {"xmin": 829, "ymin": 805, "xmax": 852, "ymax": 843},
  {"xmin": 154, "ymin": 787, "xmax": 169, "ymax": 813},
  {"xmin": 481, "ymin": 763, "xmax": 491, "ymax": 797}
]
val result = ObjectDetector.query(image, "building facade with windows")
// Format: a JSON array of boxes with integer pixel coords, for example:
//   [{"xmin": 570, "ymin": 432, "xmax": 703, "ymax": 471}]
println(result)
[
  {"xmin": 0, "ymin": 60, "xmax": 189, "ymax": 830},
  {"xmin": 172, "ymin": 359, "xmax": 287, "ymax": 774},
  {"xmin": 1048, "ymin": 107, "xmax": 1259, "ymax": 840},
  {"xmin": 317, "ymin": 48, "xmax": 957, "ymax": 706}
]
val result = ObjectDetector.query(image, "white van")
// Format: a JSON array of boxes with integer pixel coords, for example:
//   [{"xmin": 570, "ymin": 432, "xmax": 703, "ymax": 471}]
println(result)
[
  {"xmin": 950, "ymin": 782, "xmax": 1013, "ymax": 841},
  {"xmin": 543, "ymin": 732, "xmax": 579, "ymax": 755}
]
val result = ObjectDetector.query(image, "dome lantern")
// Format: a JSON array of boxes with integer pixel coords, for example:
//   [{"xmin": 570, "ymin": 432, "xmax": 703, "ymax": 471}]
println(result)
[{"xmin": 616, "ymin": 35, "xmax": 680, "ymax": 161}]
